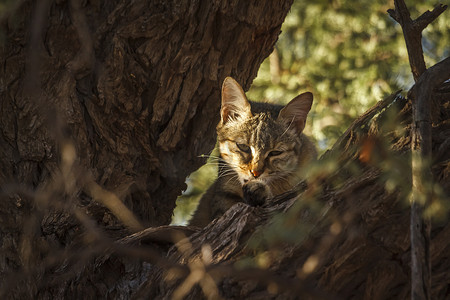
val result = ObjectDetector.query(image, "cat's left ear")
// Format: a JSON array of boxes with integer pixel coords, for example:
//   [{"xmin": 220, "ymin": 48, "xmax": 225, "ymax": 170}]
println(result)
[
  {"xmin": 220, "ymin": 77, "xmax": 252, "ymax": 124},
  {"xmin": 277, "ymin": 92, "xmax": 313, "ymax": 133}
]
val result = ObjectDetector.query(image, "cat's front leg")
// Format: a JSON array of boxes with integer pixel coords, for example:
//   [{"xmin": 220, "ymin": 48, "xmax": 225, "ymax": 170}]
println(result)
[{"xmin": 242, "ymin": 181, "xmax": 271, "ymax": 207}]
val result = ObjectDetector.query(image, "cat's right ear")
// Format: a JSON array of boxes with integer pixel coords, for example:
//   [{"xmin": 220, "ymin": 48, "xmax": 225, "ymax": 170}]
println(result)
[
  {"xmin": 220, "ymin": 77, "xmax": 252, "ymax": 124},
  {"xmin": 277, "ymin": 92, "xmax": 313, "ymax": 133}
]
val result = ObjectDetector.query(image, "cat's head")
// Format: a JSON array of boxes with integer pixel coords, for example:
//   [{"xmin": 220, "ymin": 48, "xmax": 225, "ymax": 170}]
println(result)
[{"xmin": 217, "ymin": 77, "xmax": 314, "ymax": 191}]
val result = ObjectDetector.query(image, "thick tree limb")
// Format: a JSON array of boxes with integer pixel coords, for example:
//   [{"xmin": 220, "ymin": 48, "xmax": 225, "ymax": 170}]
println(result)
[
  {"xmin": 136, "ymin": 90, "xmax": 450, "ymax": 299},
  {"xmin": 117, "ymin": 225, "xmax": 198, "ymax": 245},
  {"xmin": 389, "ymin": 1, "xmax": 448, "ymax": 299},
  {"xmin": 410, "ymin": 57, "xmax": 450, "ymax": 122},
  {"xmin": 409, "ymin": 57, "xmax": 450, "ymax": 300}
]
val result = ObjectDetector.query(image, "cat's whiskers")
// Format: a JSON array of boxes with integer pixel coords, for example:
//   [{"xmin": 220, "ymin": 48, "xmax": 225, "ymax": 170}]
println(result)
[
  {"xmin": 224, "ymin": 174, "xmax": 241, "ymax": 186},
  {"xmin": 217, "ymin": 167, "xmax": 238, "ymax": 178},
  {"xmin": 201, "ymin": 157, "xmax": 241, "ymax": 169},
  {"xmin": 203, "ymin": 161, "xmax": 229, "ymax": 168},
  {"xmin": 217, "ymin": 166, "xmax": 239, "ymax": 175},
  {"xmin": 217, "ymin": 170, "xmax": 237, "ymax": 178},
  {"xmin": 200, "ymin": 155, "xmax": 221, "ymax": 161},
  {"xmin": 190, "ymin": 77, "xmax": 316, "ymax": 227},
  {"xmin": 198, "ymin": 154, "xmax": 227, "ymax": 163}
]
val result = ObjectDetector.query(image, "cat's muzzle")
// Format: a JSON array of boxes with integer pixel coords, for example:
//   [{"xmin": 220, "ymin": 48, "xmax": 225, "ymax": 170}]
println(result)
[{"xmin": 242, "ymin": 181, "xmax": 270, "ymax": 207}]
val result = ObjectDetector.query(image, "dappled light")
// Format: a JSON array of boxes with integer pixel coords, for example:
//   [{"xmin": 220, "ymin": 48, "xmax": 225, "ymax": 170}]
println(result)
[{"xmin": 0, "ymin": 0, "xmax": 449, "ymax": 299}]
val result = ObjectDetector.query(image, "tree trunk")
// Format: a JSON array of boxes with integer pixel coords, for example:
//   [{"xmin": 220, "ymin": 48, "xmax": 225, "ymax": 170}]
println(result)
[{"xmin": 0, "ymin": 0, "xmax": 293, "ymax": 298}]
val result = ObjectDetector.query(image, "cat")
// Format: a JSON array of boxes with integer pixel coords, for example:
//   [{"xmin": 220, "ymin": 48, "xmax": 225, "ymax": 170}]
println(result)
[{"xmin": 189, "ymin": 77, "xmax": 317, "ymax": 227}]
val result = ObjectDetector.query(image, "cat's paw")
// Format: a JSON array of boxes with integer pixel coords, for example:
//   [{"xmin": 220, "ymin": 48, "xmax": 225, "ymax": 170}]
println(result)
[{"xmin": 242, "ymin": 181, "xmax": 270, "ymax": 207}]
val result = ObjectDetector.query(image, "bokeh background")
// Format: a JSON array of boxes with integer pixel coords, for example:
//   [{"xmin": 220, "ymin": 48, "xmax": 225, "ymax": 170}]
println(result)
[{"xmin": 172, "ymin": 0, "xmax": 449, "ymax": 224}]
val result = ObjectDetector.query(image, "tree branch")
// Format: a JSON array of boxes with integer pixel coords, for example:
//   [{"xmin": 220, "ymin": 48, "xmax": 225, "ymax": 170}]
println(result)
[
  {"xmin": 387, "ymin": 0, "xmax": 447, "ymax": 81},
  {"xmin": 409, "ymin": 56, "xmax": 450, "ymax": 122},
  {"xmin": 415, "ymin": 4, "xmax": 448, "ymax": 32},
  {"xmin": 118, "ymin": 225, "xmax": 198, "ymax": 245},
  {"xmin": 389, "ymin": 1, "xmax": 448, "ymax": 300}
]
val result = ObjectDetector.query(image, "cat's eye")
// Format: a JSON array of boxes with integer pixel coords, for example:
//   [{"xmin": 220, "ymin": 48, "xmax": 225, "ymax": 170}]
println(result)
[
  {"xmin": 236, "ymin": 143, "xmax": 251, "ymax": 153},
  {"xmin": 268, "ymin": 150, "xmax": 283, "ymax": 157}
]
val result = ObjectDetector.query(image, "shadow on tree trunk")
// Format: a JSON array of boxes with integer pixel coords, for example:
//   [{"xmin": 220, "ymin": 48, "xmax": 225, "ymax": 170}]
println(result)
[{"xmin": 1, "ymin": 0, "xmax": 449, "ymax": 299}]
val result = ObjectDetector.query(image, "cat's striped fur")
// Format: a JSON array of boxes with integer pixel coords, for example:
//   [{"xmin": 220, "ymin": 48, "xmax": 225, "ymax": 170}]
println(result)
[{"xmin": 190, "ymin": 77, "xmax": 316, "ymax": 227}]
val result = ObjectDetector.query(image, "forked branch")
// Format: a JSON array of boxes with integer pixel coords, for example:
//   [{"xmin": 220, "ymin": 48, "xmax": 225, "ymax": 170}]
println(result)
[
  {"xmin": 388, "ymin": 1, "xmax": 448, "ymax": 300},
  {"xmin": 387, "ymin": 1, "xmax": 448, "ymax": 81}
]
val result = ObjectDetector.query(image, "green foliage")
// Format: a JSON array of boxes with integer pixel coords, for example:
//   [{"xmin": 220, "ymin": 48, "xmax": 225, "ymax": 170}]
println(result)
[
  {"xmin": 247, "ymin": 0, "xmax": 450, "ymax": 151},
  {"xmin": 173, "ymin": 0, "xmax": 450, "ymax": 224},
  {"xmin": 172, "ymin": 149, "xmax": 219, "ymax": 225}
]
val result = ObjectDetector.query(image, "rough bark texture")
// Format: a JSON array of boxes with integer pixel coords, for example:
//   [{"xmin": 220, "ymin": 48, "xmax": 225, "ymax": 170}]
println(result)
[
  {"xmin": 408, "ymin": 57, "xmax": 450, "ymax": 300},
  {"xmin": 388, "ymin": 3, "xmax": 448, "ymax": 298},
  {"xmin": 0, "ymin": 0, "xmax": 293, "ymax": 298},
  {"xmin": 1, "ymin": 1, "xmax": 449, "ymax": 299},
  {"xmin": 136, "ymin": 83, "xmax": 450, "ymax": 299}
]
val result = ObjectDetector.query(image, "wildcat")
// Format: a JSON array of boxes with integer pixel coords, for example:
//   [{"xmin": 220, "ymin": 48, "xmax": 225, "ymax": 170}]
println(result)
[{"xmin": 189, "ymin": 77, "xmax": 316, "ymax": 227}]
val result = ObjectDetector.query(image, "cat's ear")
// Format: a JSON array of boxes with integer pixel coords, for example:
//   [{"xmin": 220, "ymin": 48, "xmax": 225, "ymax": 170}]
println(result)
[
  {"xmin": 277, "ymin": 92, "xmax": 313, "ymax": 133},
  {"xmin": 220, "ymin": 77, "xmax": 252, "ymax": 124}
]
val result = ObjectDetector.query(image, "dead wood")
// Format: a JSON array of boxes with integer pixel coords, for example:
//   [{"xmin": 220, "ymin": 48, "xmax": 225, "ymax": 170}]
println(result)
[
  {"xmin": 135, "ymin": 84, "xmax": 450, "ymax": 299},
  {"xmin": 389, "ymin": 1, "xmax": 448, "ymax": 298},
  {"xmin": 0, "ymin": 1, "xmax": 449, "ymax": 299},
  {"xmin": 387, "ymin": 2, "xmax": 447, "ymax": 81}
]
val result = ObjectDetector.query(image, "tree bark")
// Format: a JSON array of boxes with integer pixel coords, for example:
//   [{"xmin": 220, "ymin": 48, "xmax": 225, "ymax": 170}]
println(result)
[
  {"xmin": 1, "ymin": 1, "xmax": 449, "ymax": 299},
  {"xmin": 0, "ymin": 0, "xmax": 293, "ymax": 298},
  {"xmin": 137, "ymin": 85, "xmax": 450, "ymax": 299},
  {"xmin": 388, "ymin": 2, "xmax": 448, "ymax": 299}
]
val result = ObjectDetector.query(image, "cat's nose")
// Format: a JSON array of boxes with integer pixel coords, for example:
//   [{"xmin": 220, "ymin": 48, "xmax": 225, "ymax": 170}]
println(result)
[{"xmin": 250, "ymin": 169, "xmax": 262, "ymax": 178}]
